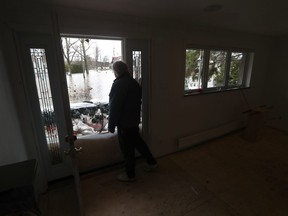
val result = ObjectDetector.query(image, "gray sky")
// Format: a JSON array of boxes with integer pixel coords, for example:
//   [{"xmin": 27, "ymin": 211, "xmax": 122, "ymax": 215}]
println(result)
[{"xmin": 90, "ymin": 39, "xmax": 122, "ymax": 59}]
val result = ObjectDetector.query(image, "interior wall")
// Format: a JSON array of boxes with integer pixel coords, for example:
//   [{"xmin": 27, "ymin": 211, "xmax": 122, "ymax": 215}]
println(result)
[
  {"xmin": 264, "ymin": 36, "xmax": 288, "ymax": 130},
  {"xmin": 0, "ymin": 0, "xmax": 55, "ymax": 165},
  {"xmin": 0, "ymin": 4, "xmax": 54, "ymax": 192},
  {"xmin": 150, "ymin": 28, "xmax": 274, "ymax": 155},
  {"xmin": 0, "ymin": 33, "xmax": 27, "ymax": 166}
]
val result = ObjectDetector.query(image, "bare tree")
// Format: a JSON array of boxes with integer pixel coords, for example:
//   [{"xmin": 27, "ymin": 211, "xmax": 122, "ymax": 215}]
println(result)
[
  {"xmin": 61, "ymin": 37, "xmax": 78, "ymax": 74},
  {"xmin": 80, "ymin": 39, "xmax": 90, "ymax": 75},
  {"xmin": 95, "ymin": 44, "xmax": 101, "ymax": 70},
  {"xmin": 70, "ymin": 38, "xmax": 91, "ymax": 78},
  {"xmin": 103, "ymin": 56, "xmax": 109, "ymax": 69}
]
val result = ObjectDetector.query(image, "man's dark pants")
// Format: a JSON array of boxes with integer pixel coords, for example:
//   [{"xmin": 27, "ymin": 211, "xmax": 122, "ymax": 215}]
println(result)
[{"xmin": 117, "ymin": 126, "xmax": 157, "ymax": 178}]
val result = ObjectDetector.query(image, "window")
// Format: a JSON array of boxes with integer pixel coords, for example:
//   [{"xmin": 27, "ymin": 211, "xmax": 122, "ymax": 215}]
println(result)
[
  {"xmin": 185, "ymin": 47, "xmax": 254, "ymax": 95},
  {"xmin": 61, "ymin": 37, "xmax": 122, "ymax": 136}
]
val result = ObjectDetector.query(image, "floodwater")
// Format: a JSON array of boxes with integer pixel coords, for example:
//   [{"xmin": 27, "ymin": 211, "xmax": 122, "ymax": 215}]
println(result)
[{"xmin": 66, "ymin": 69, "xmax": 115, "ymax": 104}]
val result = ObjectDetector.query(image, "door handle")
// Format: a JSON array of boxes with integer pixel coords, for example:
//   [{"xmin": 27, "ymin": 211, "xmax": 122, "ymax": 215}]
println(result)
[
  {"xmin": 64, "ymin": 146, "xmax": 83, "ymax": 156},
  {"xmin": 64, "ymin": 135, "xmax": 82, "ymax": 156},
  {"xmin": 74, "ymin": 147, "xmax": 83, "ymax": 152}
]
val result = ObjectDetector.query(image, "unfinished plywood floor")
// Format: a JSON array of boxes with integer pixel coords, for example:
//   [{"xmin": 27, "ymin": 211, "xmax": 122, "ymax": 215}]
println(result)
[{"xmin": 39, "ymin": 127, "xmax": 288, "ymax": 216}]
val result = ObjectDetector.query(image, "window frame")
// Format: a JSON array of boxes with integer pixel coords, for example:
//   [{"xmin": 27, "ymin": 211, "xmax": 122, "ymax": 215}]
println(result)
[{"xmin": 184, "ymin": 45, "xmax": 254, "ymax": 96}]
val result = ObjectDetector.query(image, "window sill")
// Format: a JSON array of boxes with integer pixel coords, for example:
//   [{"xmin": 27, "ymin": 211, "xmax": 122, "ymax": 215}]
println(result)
[{"xmin": 184, "ymin": 86, "xmax": 250, "ymax": 96}]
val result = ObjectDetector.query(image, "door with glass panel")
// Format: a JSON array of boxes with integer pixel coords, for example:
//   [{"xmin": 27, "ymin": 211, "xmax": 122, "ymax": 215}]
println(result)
[{"xmin": 17, "ymin": 32, "xmax": 83, "ymax": 215}]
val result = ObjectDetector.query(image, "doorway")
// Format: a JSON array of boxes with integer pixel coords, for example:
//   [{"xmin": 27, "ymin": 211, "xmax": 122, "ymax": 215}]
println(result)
[
  {"xmin": 17, "ymin": 31, "xmax": 150, "ymax": 180},
  {"xmin": 60, "ymin": 36, "xmax": 150, "ymax": 173}
]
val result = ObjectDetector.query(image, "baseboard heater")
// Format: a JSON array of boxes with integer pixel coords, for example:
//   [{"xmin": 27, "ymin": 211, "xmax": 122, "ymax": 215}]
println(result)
[{"xmin": 177, "ymin": 120, "xmax": 245, "ymax": 150}]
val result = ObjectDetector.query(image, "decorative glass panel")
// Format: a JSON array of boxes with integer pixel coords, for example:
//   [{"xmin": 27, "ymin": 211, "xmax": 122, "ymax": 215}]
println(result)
[
  {"xmin": 30, "ymin": 48, "xmax": 62, "ymax": 164},
  {"xmin": 132, "ymin": 51, "xmax": 142, "ymax": 84},
  {"xmin": 132, "ymin": 50, "xmax": 142, "ymax": 124}
]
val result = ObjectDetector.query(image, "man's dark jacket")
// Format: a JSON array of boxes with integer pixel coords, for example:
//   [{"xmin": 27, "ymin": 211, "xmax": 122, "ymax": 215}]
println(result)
[{"xmin": 108, "ymin": 73, "xmax": 142, "ymax": 133}]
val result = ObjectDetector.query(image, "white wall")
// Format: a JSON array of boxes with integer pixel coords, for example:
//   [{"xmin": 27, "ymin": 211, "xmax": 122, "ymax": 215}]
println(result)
[
  {"xmin": 150, "ymin": 28, "xmax": 274, "ymax": 155},
  {"xmin": 264, "ymin": 37, "xmax": 288, "ymax": 130}
]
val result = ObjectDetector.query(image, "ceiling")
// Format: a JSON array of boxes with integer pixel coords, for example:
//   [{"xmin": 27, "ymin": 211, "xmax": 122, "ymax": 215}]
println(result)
[{"xmin": 43, "ymin": 0, "xmax": 288, "ymax": 36}]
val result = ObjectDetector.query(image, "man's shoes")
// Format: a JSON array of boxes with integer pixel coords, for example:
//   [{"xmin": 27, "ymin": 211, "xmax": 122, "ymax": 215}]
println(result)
[
  {"xmin": 144, "ymin": 163, "xmax": 158, "ymax": 172},
  {"xmin": 116, "ymin": 173, "xmax": 136, "ymax": 182}
]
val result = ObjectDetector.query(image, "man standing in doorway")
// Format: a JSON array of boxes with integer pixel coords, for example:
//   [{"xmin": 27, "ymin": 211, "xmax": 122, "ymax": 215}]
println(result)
[{"xmin": 108, "ymin": 61, "xmax": 158, "ymax": 182}]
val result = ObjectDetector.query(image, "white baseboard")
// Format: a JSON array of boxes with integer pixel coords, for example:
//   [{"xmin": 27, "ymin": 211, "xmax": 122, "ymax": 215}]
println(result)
[{"xmin": 177, "ymin": 120, "xmax": 245, "ymax": 150}]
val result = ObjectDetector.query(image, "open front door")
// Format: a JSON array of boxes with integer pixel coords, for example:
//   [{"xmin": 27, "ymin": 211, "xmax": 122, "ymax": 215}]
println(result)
[
  {"xmin": 17, "ymin": 32, "xmax": 72, "ymax": 180},
  {"xmin": 16, "ymin": 31, "xmax": 84, "ymax": 215},
  {"xmin": 124, "ymin": 39, "xmax": 151, "ymax": 143}
]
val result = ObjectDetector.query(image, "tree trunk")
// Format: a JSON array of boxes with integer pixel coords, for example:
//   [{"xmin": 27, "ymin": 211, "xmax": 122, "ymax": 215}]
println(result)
[{"xmin": 80, "ymin": 39, "xmax": 89, "ymax": 75}]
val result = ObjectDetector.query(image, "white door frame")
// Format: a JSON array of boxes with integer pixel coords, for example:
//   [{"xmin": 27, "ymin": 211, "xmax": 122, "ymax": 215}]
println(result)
[{"xmin": 124, "ymin": 38, "xmax": 151, "ymax": 144}]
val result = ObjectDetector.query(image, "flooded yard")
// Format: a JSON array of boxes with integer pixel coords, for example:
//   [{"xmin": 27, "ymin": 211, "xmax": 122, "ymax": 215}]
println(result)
[{"xmin": 66, "ymin": 69, "xmax": 115, "ymax": 103}]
